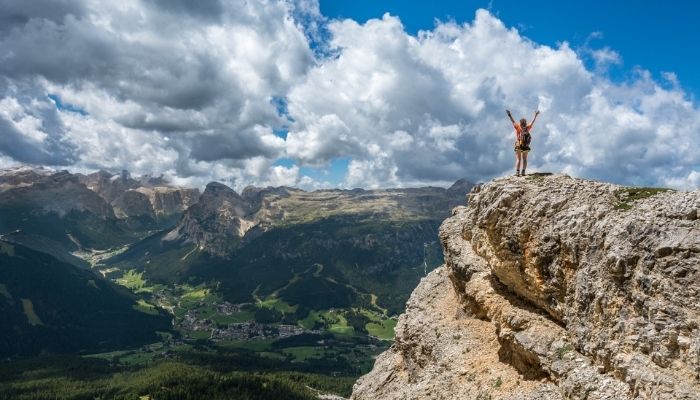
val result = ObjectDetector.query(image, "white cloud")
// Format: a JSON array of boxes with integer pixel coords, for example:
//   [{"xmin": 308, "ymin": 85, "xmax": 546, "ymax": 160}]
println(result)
[
  {"xmin": 591, "ymin": 47, "xmax": 622, "ymax": 69},
  {"xmin": 265, "ymin": 164, "xmax": 301, "ymax": 187},
  {"xmin": 286, "ymin": 113, "xmax": 356, "ymax": 165},
  {"xmin": 285, "ymin": 9, "xmax": 700, "ymax": 189},
  {"xmin": 0, "ymin": 4, "xmax": 698, "ymax": 190},
  {"xmin": 0, "ymin": 0, "xmax": 315, "ymax": 187},
  {"xmin": 0, "ymin": 97, "xmax": 47, "ymax": 142},
  {"xmin": 0, "ymin": 155, "xmax": 21, "ymax": 169}
]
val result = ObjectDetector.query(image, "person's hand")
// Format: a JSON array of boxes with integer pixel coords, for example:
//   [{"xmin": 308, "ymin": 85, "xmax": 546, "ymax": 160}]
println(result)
[
  {"xmin": 535, "ymin": 110, "xmax": 540, "ymax": 115},
  {"xmin": 506, "ymin": 109, "xmax": 512, "ymax": 116}
]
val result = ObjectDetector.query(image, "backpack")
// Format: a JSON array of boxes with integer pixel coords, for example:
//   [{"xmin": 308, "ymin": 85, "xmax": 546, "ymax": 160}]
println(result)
[{"xmin": 520, "ymin": 127, "xmax": 531, "ymax": 147}]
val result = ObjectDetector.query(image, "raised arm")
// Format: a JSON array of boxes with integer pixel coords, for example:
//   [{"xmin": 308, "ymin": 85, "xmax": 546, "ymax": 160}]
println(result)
[
  {"xmin": 506, "ymin": 109, "xmax": 516, "ymax": 124},
  {"xmin": 529, "ymin": 110, "xmax": 540, "ymax": 129}
]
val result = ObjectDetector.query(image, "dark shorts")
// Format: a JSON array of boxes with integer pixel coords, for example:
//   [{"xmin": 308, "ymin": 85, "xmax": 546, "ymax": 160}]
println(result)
[{"xmin": 514, "ymin": 145, "xmax": 530, "ymax": 153}]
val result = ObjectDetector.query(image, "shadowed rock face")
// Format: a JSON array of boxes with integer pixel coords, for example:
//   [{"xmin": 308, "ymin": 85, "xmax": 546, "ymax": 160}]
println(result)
[
  {"xmin": 145, "ymin": 187, "xmax": 200, "ymax": 217},
  {"xmin": 0, "ymin": 168, "xmax": 199, "ymax": 225},
  {"xmin": 0, "ymin": 167, "xmax": 201, "ymax": 253},
  {"xmin": 352, "ymin": 174, "xmax": 700, "ymax": 400},
  {"xmin": 0, "ymin": 168, "xmax": 132, "ymax": 254},
  {"xmin": 112, "ymin": 190, "xmax": 154, "ymax": 219},
  {"xmin": 0, "ymin": 166, "xmax": 52, "ymax": 187},
  {"xmin": 0, "ymin": 169, "xmax": 115, "ymax": 219}
]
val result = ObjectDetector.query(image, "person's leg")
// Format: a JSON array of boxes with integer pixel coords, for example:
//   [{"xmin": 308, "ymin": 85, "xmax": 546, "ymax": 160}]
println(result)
[
  {"xmin": 522, "ymin": 152, "xmax": 528, "ymax": 175},
  {"xmin": 514, "ymin": 150, "xmax": 521, "ymax": 175}
]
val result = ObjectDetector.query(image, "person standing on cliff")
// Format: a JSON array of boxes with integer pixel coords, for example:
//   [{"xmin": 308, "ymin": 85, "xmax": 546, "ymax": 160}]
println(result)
[{"xmin": 506, "ymin": 109, "xmax": 539, "ymax": 176}]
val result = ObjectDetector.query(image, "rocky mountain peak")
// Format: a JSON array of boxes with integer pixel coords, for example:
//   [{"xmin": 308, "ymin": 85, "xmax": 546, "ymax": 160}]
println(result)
[
  {"xmin": 200, "ymin": 182, "xmax": 251, "ymax": 217},
  {"xmin": 353, "ymin": 174, "xmax": 700, "ymax": 400},
  {"xmin": 202, "ymin": 181, "xmax": 241, "ymax": 198},
  {"xmin": 165, "ymin": 179, "xmax": 474, "ymax": 258},
  {"xmin": 141, "ymin": 174, "xmax": 168, "ymax": 186},
  {"xmin": 79, "ymin": 169, "xmax": 139, "ymax": 203},
  {"xmin": 447, "ymin": 178, "xmax": 473, "ymax": 194},
  {"xmin": 0, "ymin": 166, "xmax": 52, "ymax": 187},
  {"xmin": 75, "ymin": 169, "xmax": 200, "ymax": 225},
  {"xmin": 165, "ymin": 182, "xmax": 258, "ymax": 255},
  {"xmin": 241, "ymin": 185, "xmax": 294, "ymax": 200}
]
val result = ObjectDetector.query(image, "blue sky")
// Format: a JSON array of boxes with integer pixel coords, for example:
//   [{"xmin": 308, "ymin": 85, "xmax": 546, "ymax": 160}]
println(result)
[{"xmin": 322, "ymin": 0, "xmax": 700, "ymax": 100}]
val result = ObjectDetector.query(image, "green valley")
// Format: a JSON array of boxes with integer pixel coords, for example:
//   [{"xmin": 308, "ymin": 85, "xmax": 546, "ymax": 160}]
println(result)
[{"xmin": 0, "ymin": 167, "xmax": 471, "ymax": 399}]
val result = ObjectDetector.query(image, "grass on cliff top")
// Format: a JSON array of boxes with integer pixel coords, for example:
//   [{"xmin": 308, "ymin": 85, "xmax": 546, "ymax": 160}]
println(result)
[
  {"xmin": 525, "ymin": 172, "xmax": 554, "ymax": 181},
  {"xmin": 614, "ymin": 187, "xmax": 673, "ymax": 210}
]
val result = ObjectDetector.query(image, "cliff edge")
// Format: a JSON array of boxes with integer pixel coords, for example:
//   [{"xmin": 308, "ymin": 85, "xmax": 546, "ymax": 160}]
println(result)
[{"xmin": 352, "ymin": 174, "xmax": 699, "ymax": 399}]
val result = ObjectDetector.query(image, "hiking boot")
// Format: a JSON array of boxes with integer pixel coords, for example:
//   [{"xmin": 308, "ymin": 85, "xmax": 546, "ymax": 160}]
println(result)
[
  {"xmin": 521, "ymin": 170, "xmax": 526, "ymax": 176},
  {"xmin": 514, "ymin": 171, "xmax": 520, "ymax": 177}
]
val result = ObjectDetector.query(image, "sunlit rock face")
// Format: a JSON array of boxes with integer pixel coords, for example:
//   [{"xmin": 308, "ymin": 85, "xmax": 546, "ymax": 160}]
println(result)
[
  {"xmin": 167, "ymin": 181, "xmax": 258, "ymax": 255},
  {"xmin": 353, "ymin": 174, "xmax": 700, "ymax": 400},
  {"xmin": 78, "ymin": 169, "xmax": 200, "ymax": 226}
]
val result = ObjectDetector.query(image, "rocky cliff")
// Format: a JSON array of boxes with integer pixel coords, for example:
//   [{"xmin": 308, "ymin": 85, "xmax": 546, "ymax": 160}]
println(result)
[
  {"xmin": 0, "ymin": 166, "xmax": 202, "ymax": 253},
  {"xmin": 352, "ymin": 174, "xmax": 699, "ymax": 400},
  {"xmin": 164, "ymin": 182, "xmax": 258, "ymax": 255},
  {"xmin": 0, "ymin": 167, "xmax": 135, "ymax": 254},
  {"xmin": 0, "ymin": 168, "xmax": 114, "ymax": 219},
  {"xmin": 0, "ymin": 167, "xmax": 198, "ymax": 228},
  {"xmin": 78, "ymin": 170, "xmax": 199, "ymax": 225}
]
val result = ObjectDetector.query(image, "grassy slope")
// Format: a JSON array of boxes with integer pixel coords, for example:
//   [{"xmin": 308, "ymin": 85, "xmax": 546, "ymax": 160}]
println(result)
[
  {"xmin": 0, "ymin": 240, "xmax": 172, "ymax": 358},
  {"xmin": 0, "ymin": 206, "xmax": 134, "ymax": 251}
]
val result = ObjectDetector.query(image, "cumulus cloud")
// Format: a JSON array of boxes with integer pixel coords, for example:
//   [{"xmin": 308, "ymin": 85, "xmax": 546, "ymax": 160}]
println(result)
[
  {"xmin": 0, "ymin": 0, "xmax": 86, "ymax": 35},
  {"xmin": 0, "ymin": 0, "xmax": 315, "ymax": 188},
  {"xmin": 0, "ymin": 81, "xmax": 77, "ymax": 165},
  {"xmin": 287, "ymin": 11, "xmax": 590, "ymax": 186},
  {"xmin": 0, "ymin": 3, "xmax": 697, "ymax": 190},
  {"xmin": 286, "ymin": 10, "xmax": 700, "ymax": 189},
  {"xmin": 286, "ymin": 114, "xmax": 357, "ymax": 165}
]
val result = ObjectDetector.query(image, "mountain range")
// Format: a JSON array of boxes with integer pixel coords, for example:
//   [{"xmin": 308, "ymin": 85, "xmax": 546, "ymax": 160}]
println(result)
[{"xmin": 0, "ymin": 166, "xmax": 472, "ymax": 359}]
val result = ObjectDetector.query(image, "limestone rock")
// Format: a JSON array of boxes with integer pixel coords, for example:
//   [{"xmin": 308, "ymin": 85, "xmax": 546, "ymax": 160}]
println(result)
[
  {"xmin": 143, "ymin": 186, "xmax": 200, "ymax": 217},
  {"xmin": 353, "ymin": 174, "xmax": 700, "ymax": 399},
  {"xmin": 166, "ymin": 182, "xmax": 257, "ymax": 255},
  {"xmin": 78, "ymin": 169, "xmax": 140, "ymax": 203},
  {"xmin": 0, "ymin": 166, "xmax": 52, "ymax": 188},
  {"xmin": 78, "ymin": 169, "xmax": 199, "ymax": 223},
  {"xmin": 352, "ymin": 266, "xmax": 564, "ymax": 400}
]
